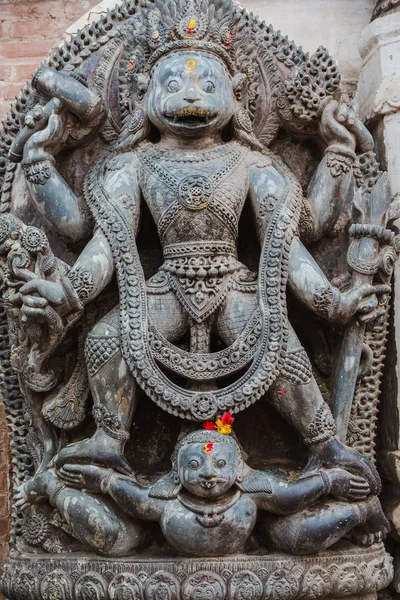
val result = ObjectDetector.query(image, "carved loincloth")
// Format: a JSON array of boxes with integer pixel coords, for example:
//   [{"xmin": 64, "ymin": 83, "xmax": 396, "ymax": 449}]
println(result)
[
  {"xmin": 84, "ymin": 144, "xmax": 303, "ymax": 421},
  {"xmin": 161, "ymin": 240, "xmax": 254, "ymax": 322}
]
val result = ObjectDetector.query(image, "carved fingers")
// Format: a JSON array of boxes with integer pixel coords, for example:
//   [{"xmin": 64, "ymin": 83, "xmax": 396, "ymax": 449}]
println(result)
[
  {"xmin": 22, "ymin": 99, "xmax": 68, "ymax": 161},
  {"xmin": 326, "ymin": 468, "xmax": 371, "ymax": 501},
  {"xmin": 339, "ymin": 283, "xmax": 391, "ymax": 325},
  {"xmin": 8, "ymin": 279, "xmax": 71, "ymax": 321},
  {"xmin": 307, "ymin": 438, "xmax": 381, "ymax": 496},
  {"xmin": 320, "ymin": 100, "xmax": 356, "ymax": 151},
  {"xmin": 320, "ymin": 99, "xmax": 373, "ymax": 153},
  {"xmin": 58, "ymin": 464, "xmax": 104, "ymax": 493}
]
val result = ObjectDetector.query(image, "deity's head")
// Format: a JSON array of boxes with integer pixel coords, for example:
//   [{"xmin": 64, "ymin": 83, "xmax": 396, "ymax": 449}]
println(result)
[
  {"xmin": 116, "ymin": 0, "xmax": 264, "ymax": 151},
  {"xmin": 146, "ymin": 50, "xmax": 239, "ymax": 139}
]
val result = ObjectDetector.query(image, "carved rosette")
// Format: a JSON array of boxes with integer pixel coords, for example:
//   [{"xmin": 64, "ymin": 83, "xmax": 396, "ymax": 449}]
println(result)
[
  {"xmin": 145, "ymin": 572, "xmax": 180, "ymax": 600},
  {"xmin": 75, "ymin": 572, "xmax": 108, "ymax": 600},
  {"xmin": 109, "ymin": 573, "xmax": 144, "ymax": 600}
]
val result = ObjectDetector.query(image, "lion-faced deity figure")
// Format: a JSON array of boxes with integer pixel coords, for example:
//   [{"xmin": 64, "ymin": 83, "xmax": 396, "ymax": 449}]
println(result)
[{"xmin": 0, "ymin": 0, "xmax": 397, "ymax": 561}]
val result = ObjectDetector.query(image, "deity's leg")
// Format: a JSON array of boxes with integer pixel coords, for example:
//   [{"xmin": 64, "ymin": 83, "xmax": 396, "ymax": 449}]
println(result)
[
  {"xmin": 17, "ymin": 470, "xmax": 144, "ymax": 556},
  {"xmin": 260, "ymin": 496, "xmax": 389, "ymax": 555},
  {"xmin": 56, "ymin": 289, "xmax": 189, "ymax": 474},
  {"xmin": 56, "ymin": 306, "xmax": 137, "ymax": 474}
]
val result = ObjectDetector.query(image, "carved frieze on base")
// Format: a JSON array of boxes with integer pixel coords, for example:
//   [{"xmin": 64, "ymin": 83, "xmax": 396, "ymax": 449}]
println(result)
[{"xmin": 0, "ymin": 544, "xmax": 392, "ymax": 600}]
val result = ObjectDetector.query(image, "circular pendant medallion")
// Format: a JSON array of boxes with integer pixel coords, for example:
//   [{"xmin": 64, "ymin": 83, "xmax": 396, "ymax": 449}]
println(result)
[
  {"xmin": 178, "ymin": 174, "xmax": 213, "ymax": 211},
  {"xmin": 190, "ymin": 393, "xmax": 218, "ymax": 420}
]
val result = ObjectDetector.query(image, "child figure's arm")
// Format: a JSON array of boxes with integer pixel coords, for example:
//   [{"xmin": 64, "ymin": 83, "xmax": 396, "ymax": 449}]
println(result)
[
  {"xmin": 58, "ymin": 464, "xmax": 164, "ymax": 521},
  {"xmin": 240, "ymin": 467, "xmax": 371, "ymax": 515}
]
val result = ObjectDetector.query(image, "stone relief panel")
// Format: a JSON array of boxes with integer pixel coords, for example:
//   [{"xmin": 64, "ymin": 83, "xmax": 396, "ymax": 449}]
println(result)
[{"xmin": 0, "ymin": 0, "xmax": 399, "ymax": 598}]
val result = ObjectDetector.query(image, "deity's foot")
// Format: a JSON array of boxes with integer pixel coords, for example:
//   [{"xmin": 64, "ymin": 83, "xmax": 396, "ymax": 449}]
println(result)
[
  {"xmin": 15, "ymin": 469, "xmax": 60, "ymax": 511},
  {"xmin": 54, "ymin": 431, "xmax": 133, "ymax": 476},
  {"xmin": 351, "ymin": 496, "xmax": 390, "ymax": 546}
]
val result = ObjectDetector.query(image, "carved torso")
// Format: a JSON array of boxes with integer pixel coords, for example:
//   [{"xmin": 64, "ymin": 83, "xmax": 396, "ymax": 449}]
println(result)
[
  {"xmin": 137, "ymin": 141, "xmax": 250, "ymax": 246},
  {"xmin": 161, "ymin": 492, "xmax": 257, "ymax": 556},
  {"xmin": 137, "ymin": 141, "xmax": 254, "ymax": 322}
]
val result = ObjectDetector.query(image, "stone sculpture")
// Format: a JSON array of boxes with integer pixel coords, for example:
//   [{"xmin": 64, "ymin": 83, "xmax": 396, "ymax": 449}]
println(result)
[{"xmin": 0, "ymin": 0, "xmax": 398, "ymax": 598}]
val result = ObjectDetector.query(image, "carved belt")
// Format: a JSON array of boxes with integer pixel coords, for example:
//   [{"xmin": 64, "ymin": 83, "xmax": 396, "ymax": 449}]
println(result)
[
  {"xmin": 163, "ymin": 240, "xmax": 237, "ymax": 258},
  {"xmin": 163, "ymin": 241, "xmax": 239, "ymax": 281}
]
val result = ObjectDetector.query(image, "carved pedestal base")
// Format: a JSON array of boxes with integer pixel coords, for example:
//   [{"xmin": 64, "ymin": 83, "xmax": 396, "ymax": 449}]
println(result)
[{"xmin": 0, "ymin": 543, "xmax": 392, "ymax": 600}]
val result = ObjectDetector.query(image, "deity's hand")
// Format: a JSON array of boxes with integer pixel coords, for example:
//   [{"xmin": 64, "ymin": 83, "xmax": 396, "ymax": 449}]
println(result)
[
  {"xmin": 335, "ymin": 283, "xmax": 391, "ymax": 325},
  {"xmin": 306, "ymin": 438, "xmax": 381, "ymax": 496},
  {"xmin": 8, "ymin": 279, "xmax": 72, "ymax": 321},
  {"xmin": 57, "ymin": 464, "xmax": 110, "ymax": 494},
  {"xmin": 322, "ymin": 467, "xmax": 371, "ymax": 502},
  {"xmin": 319, "ymin": 99, "xmax": 373, "ymax": 154},
  {"xmin": 22, "ymin": 98, "xmax": 68, "ymax": 163}
]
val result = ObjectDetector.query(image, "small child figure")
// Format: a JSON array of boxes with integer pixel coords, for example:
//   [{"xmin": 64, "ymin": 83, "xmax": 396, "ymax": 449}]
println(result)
[{"xmin": 16, "ymin": 430, "xmax": 389, "ymax": 557}]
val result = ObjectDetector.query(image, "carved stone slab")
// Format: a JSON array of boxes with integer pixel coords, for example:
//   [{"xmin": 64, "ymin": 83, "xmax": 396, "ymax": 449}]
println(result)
[{"xmin": 1, "ymin": 545, "xmax": 392, "ymax": 600}]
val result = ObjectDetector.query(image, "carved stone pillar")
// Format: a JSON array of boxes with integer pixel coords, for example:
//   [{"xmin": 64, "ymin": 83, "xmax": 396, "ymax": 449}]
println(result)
[{"xmin": 359, "ymin": 6, "xmax": 400, "ymax": 595}]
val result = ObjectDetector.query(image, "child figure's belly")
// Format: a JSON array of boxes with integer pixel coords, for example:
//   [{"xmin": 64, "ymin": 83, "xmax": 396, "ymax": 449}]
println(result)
[{"xmin": 161, "ymin": 496, "xmax": 257, "ymax": 557}]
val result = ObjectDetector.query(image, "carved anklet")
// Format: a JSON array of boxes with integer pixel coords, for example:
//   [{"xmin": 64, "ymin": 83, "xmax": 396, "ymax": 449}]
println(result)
[
  {"xmin": 93, "ymin": 406, "xmax": 130, "ymax": 441},
  {"xmin": 304, "ymin": 404, "xmax": 337, "ymax": 446}
]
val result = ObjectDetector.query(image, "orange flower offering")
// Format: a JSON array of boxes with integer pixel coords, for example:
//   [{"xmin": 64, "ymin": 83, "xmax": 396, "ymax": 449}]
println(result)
[
  {"xmin": 203, "ymin": 443, "xmax": 213, "ymax": 453},
  {"xmin": 202, "ymin": 412, "xmax": 234, "ymax": 435}
]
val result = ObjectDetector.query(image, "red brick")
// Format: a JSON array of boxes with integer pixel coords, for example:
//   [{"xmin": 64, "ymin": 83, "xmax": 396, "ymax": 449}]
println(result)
[
  {"xmin": 3, "ymin": 1, "xmax": 60, "ymax": 20},
  {"xmin": 0, "ymin": 519, "xmax": 9, "ymax": 538},
  {"xmin": 12, "ymin": 62, "xmax": 39, "ymax": 82},
  {"xmin": 12, "ymin": 19, "xmax": 64, "ymax": 40},
  {"xmin": 0, "ymin": 40, "xmax": 56, "ymax": 59},
  {"xmin": 0, "ymin": 21, "xmax": 13, "ymax": 40},
  {"xmin": 0, "ymin": 66, "xmax": 11, "ymax": 83},
  {"xmin": 0, "ymin": 472, "xmax": 8, "ymax": 492},
  {"xmin": 0, "ymin": 101, "xmax": 11, "ymax": 121},
  {"xmin": 0, "ymin": 496, "xmax": 10, "ymax": 518},
  {"xmin": 3, "ymin": 83, "xmax": 25, "ymax": 101}
]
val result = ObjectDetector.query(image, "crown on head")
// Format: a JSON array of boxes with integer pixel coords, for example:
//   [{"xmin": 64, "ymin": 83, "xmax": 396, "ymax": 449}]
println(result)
[{"xmin": 121, "ymin": 0, "xmax": 258, "ymax": 80}]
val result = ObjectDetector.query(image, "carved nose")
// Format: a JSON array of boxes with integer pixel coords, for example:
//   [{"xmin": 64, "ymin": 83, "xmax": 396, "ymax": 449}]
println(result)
[
  {"xmin": 201, "ymin": 465, "xmax": 216, "ymax": 479},
  {"xmin": 184, "ymin": 83, "xmax": 200, "ymax": 103}
]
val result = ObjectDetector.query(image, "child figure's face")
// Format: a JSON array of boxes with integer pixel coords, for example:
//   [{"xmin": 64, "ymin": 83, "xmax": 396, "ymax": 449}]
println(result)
[
  {"xmin": 146, "ymin": 51, "xmax": 236, "ymax": 139},
  {"xmin": 178, "ymin": 440, "xmax": 239, "ymax": 498}
]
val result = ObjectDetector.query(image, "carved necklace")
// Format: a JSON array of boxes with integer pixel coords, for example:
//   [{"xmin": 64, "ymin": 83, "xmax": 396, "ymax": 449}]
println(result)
[{"xmin": 177, "ymin": 490, "xmax": 241, "ymax": 528}]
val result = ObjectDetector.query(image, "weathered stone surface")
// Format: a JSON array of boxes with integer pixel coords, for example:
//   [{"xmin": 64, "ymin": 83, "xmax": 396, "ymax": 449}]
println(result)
[
  {"xmin": 0, "ymin": 546, "xmax": 393, "ymax": 600},
  {"xmin": 0, "ymin": 0, "xmax": 398, "ymax": 597}
]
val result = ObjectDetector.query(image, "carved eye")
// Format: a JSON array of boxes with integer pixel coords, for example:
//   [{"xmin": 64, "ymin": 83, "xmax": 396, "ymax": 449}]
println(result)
[
  {"xmin": 216, "ymin": 459, "xmax": 226, "ymax": 468},
  {"xmin": 188, "ymin": 459, "xmax": 199, "ymax": 469},
  {"xmin": 167, "ymin": 80, "xmax": 180, "ymax": 92},
  {"xmin": 203, "ymin": 80, "xmax": 215, "ymax": 93}
]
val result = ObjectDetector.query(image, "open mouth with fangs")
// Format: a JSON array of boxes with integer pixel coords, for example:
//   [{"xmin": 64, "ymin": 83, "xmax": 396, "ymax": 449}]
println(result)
[{"xmin": 164, "ymin": 108, "xmax": 217, "ymax": 128}]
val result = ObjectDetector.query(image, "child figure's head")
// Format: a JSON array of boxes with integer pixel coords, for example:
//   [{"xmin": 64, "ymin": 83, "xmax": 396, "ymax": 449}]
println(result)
[
  {"xmin": 176, "ymin": 430, "xmax": 242, "ymax": 498},
  {"xmin": 149, "ymin": 430, "xmax": 244, "ymax": 500}
]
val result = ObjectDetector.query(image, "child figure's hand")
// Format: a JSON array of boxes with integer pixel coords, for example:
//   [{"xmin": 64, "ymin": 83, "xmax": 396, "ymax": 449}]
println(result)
[{"xmin": 321, "ymin": 468, "xmax": 371, "ymax": 502}]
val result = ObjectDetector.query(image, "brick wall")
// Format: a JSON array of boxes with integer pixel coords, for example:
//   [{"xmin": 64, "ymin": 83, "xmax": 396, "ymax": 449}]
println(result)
[{"xmin": 0, "ymin": 0, "xmax": 100, "ymax": 122}]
